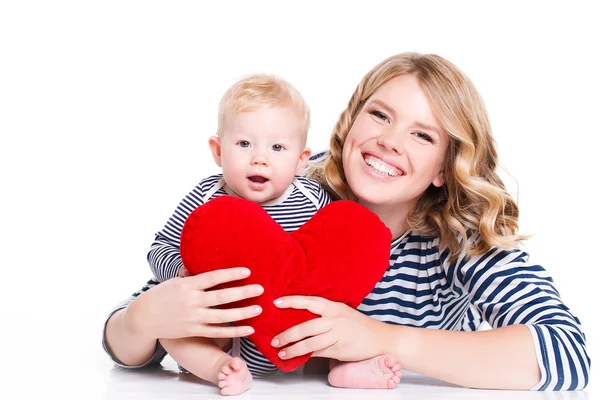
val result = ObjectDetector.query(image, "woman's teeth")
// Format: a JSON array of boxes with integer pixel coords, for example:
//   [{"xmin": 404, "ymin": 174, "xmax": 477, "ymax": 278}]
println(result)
[{"xmin": 364, "ymin": 156, "xmax": 401, "ymax": 177}]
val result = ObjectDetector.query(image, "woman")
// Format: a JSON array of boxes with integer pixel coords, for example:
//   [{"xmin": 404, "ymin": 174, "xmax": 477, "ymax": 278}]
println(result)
[{"xmin": 103, "ymin": 52, "xmax": 589, "ymax": 391}]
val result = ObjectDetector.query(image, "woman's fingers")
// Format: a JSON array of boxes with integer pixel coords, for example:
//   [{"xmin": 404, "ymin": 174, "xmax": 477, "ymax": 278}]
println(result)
[
  {"xmin": 274, "ymin": 296, "xmax": 331, "ymax": 316},
  {"xmin": 271, "ymin": 317, "xmax": 332, "ymax": 348},
  {"xmin": 192, "ymin": 324, "xmax": 256, "ymax": 339},
  {"xmin": 201, "ymin": 305, "xmax": 263, "ymax": 324},
  {"xmin": 190, "ymin": 267, "xmax": 251, "ymax": 290},
  {"xmin": 278, "ymin": 331, "xmax": 337, "ymax": 359},
  {"xmin": 202, "ymin": 284, "xmax": 264, "ymax": 307}
]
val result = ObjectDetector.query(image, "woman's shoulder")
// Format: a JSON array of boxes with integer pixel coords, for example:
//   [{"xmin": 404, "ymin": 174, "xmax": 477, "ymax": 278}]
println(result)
[
  {"xmin": 294, "ymin": 175, "xmax": 331, "ymax": 206},
  {"xmin": 308, "ymin": 151, "xmax": 328, "ymax": 164},
  {"xmin": 397, "ymin": 231, "xmax": 529, "ymax": 265},
  {"xmin": 395, "ymin": 232, "xmax": 541, "ymax": 290}
]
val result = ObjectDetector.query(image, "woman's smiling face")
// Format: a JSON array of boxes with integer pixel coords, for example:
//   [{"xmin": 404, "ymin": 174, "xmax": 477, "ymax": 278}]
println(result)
[{"xmin": 342, "ymin": 74, "xmax": 449, "ymax": 211}]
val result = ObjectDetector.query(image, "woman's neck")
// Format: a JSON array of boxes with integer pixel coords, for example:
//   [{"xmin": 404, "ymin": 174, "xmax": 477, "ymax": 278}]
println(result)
[{"xmin": 360, "ymin": 202, "xmax": 413, "ymax": 241}]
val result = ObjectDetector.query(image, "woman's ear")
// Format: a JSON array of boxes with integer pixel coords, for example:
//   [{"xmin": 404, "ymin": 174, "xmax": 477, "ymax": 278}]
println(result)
[
  {"xmin": 432, "ymin": 171, "xmax": 445, "ymax": 187},
  {"xmin": 208, "ymin": 135, "xmax": 222, "ymax": 167},
  {"xmin": 295, "ymin": 147, "xmax": 312, "ymax": 175}
]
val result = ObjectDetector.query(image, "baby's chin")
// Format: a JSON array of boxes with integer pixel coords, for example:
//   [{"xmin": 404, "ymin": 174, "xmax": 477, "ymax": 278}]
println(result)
[{"xmin": 239, "ymin": 190, "xmax": 278, "ymax": 205}]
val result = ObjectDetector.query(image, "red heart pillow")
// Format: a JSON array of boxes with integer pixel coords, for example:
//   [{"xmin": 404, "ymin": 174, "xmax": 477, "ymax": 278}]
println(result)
[{"xmin": 180, "ymin": 196, "xmax": 391, "ymax": 372}]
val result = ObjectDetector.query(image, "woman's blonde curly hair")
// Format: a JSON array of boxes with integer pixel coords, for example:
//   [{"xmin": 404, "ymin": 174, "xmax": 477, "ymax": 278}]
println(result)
[{"xmin": 307, "ymin": 52, "xmax": 526, "ymax": 261}]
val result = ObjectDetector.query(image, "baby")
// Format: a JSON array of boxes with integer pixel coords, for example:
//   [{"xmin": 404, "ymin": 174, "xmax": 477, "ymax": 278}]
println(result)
[{"xmin": 149, "ymin": 74, "xmax": 402, "ymax": 395}]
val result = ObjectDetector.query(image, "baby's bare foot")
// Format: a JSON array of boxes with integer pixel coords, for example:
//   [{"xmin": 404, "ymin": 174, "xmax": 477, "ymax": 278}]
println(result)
[
  {"xmin": 217, "ymin": 356, "xmax": 252, "ymax": 396},
  {"xmin": 328, "ymin": 354, "xmax": 402, "ymax": 389}
]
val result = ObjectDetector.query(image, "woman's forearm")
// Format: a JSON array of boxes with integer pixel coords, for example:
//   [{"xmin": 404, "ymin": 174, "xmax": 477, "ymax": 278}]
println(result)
[
  {"xmin": 103, "ymin": 270, "xmax": 262, "ymax": 368},
  {"xmin": 104, "ymin": 307, "xmax": 158, "ymax": 367},
  {"xmin": 388, "ymin": 324, "xmax": 540, "ymax": 390}
]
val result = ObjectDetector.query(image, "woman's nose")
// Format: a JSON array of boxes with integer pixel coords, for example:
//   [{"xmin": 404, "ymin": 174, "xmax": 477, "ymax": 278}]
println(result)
[{"xmin": 377, "ymin": 131, "xmax": 405, "ymax": 155}]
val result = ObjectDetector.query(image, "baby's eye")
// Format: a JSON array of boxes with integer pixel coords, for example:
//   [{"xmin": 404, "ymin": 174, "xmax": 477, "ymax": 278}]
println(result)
[
  {"xmin": 272, "ymin": 144, "xmax": 284, "ymax": 151},
  {"xmin": 238, "ymin": 141, "xmax": 250, "ymax": 148}
]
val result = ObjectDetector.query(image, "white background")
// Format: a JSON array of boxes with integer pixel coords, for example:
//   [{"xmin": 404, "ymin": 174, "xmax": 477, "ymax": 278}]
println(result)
[{"xmin": 0, "ymin": 0, "xmax": 597, "ymax": 397}]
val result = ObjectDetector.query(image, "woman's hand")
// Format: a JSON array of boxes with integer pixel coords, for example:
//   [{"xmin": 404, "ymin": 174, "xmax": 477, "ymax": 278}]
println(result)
[
  {"xmin": 125, "ymin": 267, "xmax": 264, "ymax": 341},
  {"xmin": 270, "ymin": 296, "xmax": 393, "ymax": 362},
  {"xmin": 106, "ymin": 267, "xmax": 263, "ymax": 367}
]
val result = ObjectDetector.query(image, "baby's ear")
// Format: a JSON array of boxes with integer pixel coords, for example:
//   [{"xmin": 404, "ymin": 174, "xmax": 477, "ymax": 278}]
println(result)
[
  {"xmin": 295, "ymin": 147, "xmax": 312, "ymax": 175},
  {"xmin": 208, "ymin": 136, "xmax": 222, "ymax": 167}
]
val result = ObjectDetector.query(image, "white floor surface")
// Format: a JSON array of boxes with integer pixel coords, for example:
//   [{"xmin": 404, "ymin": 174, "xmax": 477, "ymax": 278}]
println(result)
[{"xmin": 1, "ymin": 311, "xmax": 592, "ymax": 399}]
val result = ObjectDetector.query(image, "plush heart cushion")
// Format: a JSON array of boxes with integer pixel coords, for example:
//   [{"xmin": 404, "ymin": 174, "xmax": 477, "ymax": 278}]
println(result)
[{"xmin": 180, "ymin": 196, "xmax": 391, "ymax": 372}]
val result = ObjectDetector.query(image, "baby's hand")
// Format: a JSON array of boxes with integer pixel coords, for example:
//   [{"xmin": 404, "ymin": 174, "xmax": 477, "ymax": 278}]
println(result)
[{"xmin": 178, "ymin": 267, "xmax": 191, "ymax": 277}]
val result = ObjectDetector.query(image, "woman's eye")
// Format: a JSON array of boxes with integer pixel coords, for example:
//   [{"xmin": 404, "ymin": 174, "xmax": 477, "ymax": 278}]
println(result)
[
  {"xmin": 414, "ymin": 132, "xmax": 433, "ymax": 143},
  {"xmin": 238, "ymin": 141, "xmax": 250, "ymax": 148},
  {"xmin": 272, "ymin": 144, "xmax": 283, "ymax": 152},
  {"xmin": 369, "ymin": 110, "xmax": 390, "ymax": 123}
]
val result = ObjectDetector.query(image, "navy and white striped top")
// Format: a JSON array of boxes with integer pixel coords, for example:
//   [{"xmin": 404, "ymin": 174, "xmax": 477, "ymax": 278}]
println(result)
[
  {"xmin": 359, "ymin": 231, "xmax": 589, "ymax": 390},
  {"xmin": 146, "ymin": 174, "xmax": 331, "ymax": 375},
  {"xmin": 103, "ymin": 155, "xmax": 590, "ymax": 390},
  {"xmin": 147, "ymin": 174, "xmax": 331, "ymax": 282}
]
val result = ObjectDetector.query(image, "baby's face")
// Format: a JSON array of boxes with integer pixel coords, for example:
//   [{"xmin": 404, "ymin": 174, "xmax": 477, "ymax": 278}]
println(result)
[{"xmin": 215, "ymin": 105, "xmax": 310, "ymax": 204}]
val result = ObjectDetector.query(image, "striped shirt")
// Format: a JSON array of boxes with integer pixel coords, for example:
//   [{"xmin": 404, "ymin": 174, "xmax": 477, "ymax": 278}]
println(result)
[
  {"xmin": 103, "ymin": 153, "xmax": 590, "ymax": 390},
  {"xmin": 358, "ymin": 231, "xmax": 589, "ymax": 390},
  {"xmin": 147, "ymin": 174, "xmax": 331, "ymax": 375}
]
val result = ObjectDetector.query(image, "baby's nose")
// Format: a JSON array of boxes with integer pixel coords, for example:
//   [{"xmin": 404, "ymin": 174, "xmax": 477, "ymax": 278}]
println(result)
[{"xmin": 251, "ymin": 154, "xmax": 268, "ymax": 166}]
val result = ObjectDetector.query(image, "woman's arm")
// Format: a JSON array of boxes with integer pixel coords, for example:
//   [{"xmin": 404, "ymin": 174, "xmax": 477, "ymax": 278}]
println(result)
[
  {"xmin": 271, "ymin": 298, "xmax": 539, "ymax": 389},
  {"xmin": 103, "ymin": 268, "xmax": 264, "ymax": 367},
  {"xmin": 272, "ymin": 248, "xmax": 589, "ymax": 390},
  {"xmin": 454, "ymin": 247, "xmax": 589, "ymax": 390},
  {"xmin": 270, "ymin": 297, "xmax": 539, "ymax": 389},
  {"xmin": 105, "ymin": 305, "xmax": 163, "ymax": 367},
  {"xmin": 271, "ymin": 294, "xmax": 586, "ymax": 390},
  {"xmin": 388, "ymin": 322, "xmax": 540, "ymax": 389}
]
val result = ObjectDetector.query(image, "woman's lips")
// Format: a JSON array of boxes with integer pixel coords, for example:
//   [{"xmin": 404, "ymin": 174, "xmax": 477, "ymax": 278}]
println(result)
[{"xmin": 363, "ymin": 154, "xmax": 405, "ymax": 177}]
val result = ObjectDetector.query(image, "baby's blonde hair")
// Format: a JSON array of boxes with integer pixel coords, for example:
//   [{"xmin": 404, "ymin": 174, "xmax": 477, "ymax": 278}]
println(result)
[
  {"xmin": 217, "ymin": 74, "xmax": 310, "ymax": 139},
  {"xmin": 308, "ymin": 52, "xmax": 526, "ymax": 261}
]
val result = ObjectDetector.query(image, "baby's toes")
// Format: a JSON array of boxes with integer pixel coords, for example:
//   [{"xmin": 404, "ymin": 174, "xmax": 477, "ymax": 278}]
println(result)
[
  {"xmin": 383, "ymin": 355, "xmax": 398, "ymax": 369},
  {"xmin": 221, "ymin": 365, "xmax": 232, "ymax": 375},
  {"xmin": 387, "ymin": 378, "xmax": 398, "ymax": 389},
  {"xmin": 230, "ymin": 357, "xmax": 244, "ymax": 371}
]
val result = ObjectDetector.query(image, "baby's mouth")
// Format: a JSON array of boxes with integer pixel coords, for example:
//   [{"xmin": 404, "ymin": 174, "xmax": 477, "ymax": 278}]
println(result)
[{"xmin": 248, "ymin": 175, "xmax": 269, "ymax": 184}]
